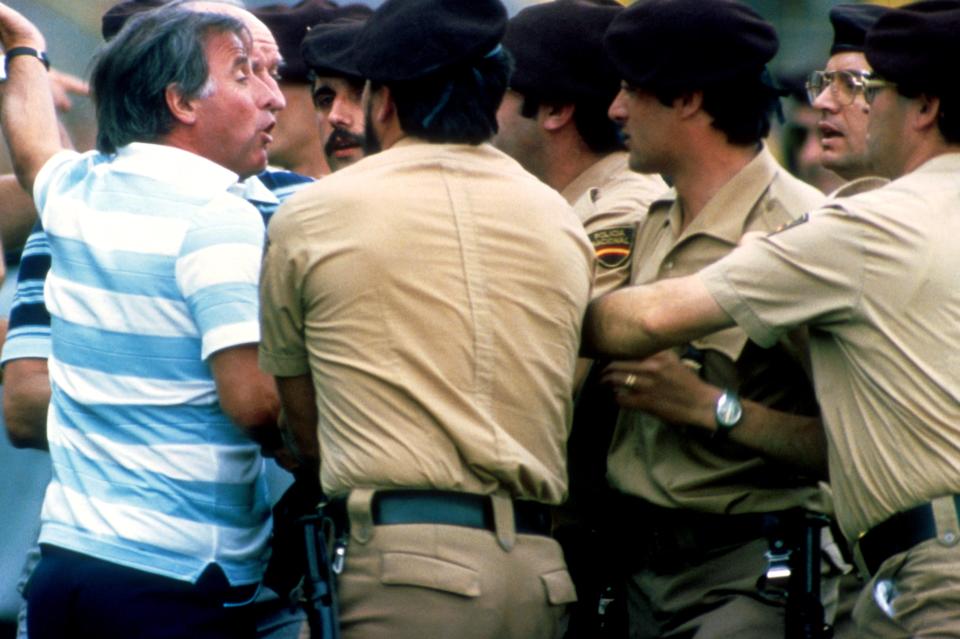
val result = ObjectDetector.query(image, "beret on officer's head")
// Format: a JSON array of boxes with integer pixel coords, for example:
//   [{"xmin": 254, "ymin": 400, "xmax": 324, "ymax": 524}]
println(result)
[
  {"xmin": 865, "ymin": 0, "xmax": 960, "ymax": 95},
  {"xmin": 604, "ymin": 0, "xmax": 778, "ymax": 92},
  {"xmin": 351, "ymin": 0, "xmax": 508, "ymax": 84},
  {"xmin": 829, "ymin": 4, "xmax": 889, "ymax": 55},
  {"xmin": 503, "ymin": 0, "xmax": 622, "ymax": 104},
  {"xmin": 251, "ymin": 0, "xmax": 337, "ymax": 84},
  {"xmin": 101, "ymin": 0, "xmax": 169, "ymax": 40},
  {"xmin": 301, "ymin": 6, "xmax": 373, "ymax": 80}
]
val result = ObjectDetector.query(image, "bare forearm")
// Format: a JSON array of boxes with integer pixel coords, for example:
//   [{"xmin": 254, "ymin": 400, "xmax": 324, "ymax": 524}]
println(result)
[
  {"xmin": 2, "ymin": 359, "xmax": 50, "ymax": 450},
  {"xmin": 0, "ymin": 174, "xmax": 37, "ymax": 252},
  {"xmin": 210, "ymin": 345, "xmax": 281, "ymax": 443},
  {"xmin": 606, "ymin": 354, "xmax": 829, "ymax": 478},
  {"xmin": 0, "ymin": 7, "xmax": 62, "ymax": 193},
  {"xmin": 583, "ymin": 275, "xmax": 733, "ymax": 359},
  {"xmin": 276, "ymin": 374, "xmax": 320, "ymax": 478},
  {"xmin": 681, "ymin": 386, "xmax": 828, "ymax": 478}
]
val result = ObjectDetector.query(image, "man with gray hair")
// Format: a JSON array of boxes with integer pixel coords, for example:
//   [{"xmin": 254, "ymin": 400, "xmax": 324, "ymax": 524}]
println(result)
[{"xmin": 0, "ymin": 2, "xmax": 286, "ymax": 637}]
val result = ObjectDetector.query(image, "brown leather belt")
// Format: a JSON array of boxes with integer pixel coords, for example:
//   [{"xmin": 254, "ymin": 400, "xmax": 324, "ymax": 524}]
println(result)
[{"xmin": 856, "ymin": 495, "xmax": 960, "ymax": 576}]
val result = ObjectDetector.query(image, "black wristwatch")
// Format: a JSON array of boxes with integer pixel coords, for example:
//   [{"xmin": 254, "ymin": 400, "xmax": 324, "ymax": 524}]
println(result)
[
  {"xmin": 714, "ymin": 389, "xmax": 743, "ymax": 436},
  {"xmin": 2, "ymin": 47, "xmax": 50, "ymax": 77}
]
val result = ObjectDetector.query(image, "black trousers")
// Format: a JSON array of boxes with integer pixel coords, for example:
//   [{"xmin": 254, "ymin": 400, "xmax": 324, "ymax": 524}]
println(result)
[{"xmin": 26, "ymin": 545, "xmax": 258, "ymax": 639}]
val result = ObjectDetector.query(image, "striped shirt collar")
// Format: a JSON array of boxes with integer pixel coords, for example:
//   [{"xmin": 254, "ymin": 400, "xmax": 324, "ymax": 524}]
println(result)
[{"xmin": 112, "ymin": 142, "xmax": 240, "ymax": 193}]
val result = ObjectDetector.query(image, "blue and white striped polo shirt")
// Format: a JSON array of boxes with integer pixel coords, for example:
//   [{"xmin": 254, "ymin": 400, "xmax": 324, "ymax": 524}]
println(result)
[{"xmin": 35, "ymin": 143, "xmax": 271, "ymax": 586}]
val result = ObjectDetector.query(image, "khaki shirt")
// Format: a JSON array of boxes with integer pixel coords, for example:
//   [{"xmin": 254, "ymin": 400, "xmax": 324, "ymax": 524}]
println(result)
[
  {"xmin": 259, "ymin": 139, "xmax": 595, "ymax": 504},
  {"xmin": 562, "ymin": 152, "xmax": 667, "ymax": 300},
  {"xmin": 700, "ymin": 152, "xmax": 960, "ymax": 539},
  {"xmin": 608, "ymin": 147, "xmax": 830, "ymax": 515}
]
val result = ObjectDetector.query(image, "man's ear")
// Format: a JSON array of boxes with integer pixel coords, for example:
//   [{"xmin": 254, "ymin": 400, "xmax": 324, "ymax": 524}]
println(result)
[
  {"xmin": 676, "ymin": 90, "xmax": 703, "ymax": 119},
  {"xmin": 913, "ymin": 94, "xmax": 941, "ymax": 133},
  {"xmin": 542, "ymin": 103, "xmax": 575, "ymax": 132},
  {"xmin": 371, "ymin": 84, "xmax": 395, "ymax": 124},
  {"xmin": 165, "ymin": 83, "xmax": 199, "ymax": 125}
]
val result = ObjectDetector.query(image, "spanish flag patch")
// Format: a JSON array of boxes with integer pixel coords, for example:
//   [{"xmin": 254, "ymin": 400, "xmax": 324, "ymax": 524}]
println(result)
[{"xmin": 589, "ymin": 226, "xmax": 635, "ymax": 269}]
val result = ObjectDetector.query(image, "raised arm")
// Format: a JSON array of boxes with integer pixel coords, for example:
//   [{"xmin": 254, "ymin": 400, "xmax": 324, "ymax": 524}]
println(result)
[{"xmin": 0, "ymin": 3, "xmax": 63, "ymax": 194}]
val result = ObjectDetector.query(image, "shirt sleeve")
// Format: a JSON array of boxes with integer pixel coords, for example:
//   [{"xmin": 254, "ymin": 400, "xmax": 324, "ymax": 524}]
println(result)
[
  {"xmin": 1, "ymin": 222, "xmax": 52, "ymax": 364},
  {"xmin": 258, "ymin": 216, "xmax": 310, "ymax": 378},
  {"xmin": 33, "ymin": 150, "xmax": 81, "ymax": 221},
  {"xmin": 175, "ymin": 194, "xmax": 264, "ymax": 360},
  {"xmin": 699, "ymin": 206, "xmax": 865, "ymax": 348}
]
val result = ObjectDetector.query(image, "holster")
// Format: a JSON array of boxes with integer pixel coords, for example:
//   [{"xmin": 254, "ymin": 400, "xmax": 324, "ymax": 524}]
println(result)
[
  {"xmin": 301, "ymin": 501, "xmax": 346, "ymax": 639},
  {"xmin": 756, "ymin": 509, "xmax": 834, "ymax": 639},
  {"xmin": 262, "ymin": 475, "xmax": 344, "ymax": 639}
]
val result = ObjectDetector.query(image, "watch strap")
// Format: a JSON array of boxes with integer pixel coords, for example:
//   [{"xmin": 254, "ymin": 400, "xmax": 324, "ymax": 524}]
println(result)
[{"xmin": 4, "ymin": 47, "xmax": 50, "ymax": 73}]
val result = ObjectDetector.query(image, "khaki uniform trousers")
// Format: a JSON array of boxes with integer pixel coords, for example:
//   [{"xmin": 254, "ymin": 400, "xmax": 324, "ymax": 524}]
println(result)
[
  {"xmin": 627, "ymin": 537, "xmax": 841, "ymax": 639},
  {"xmin": 853, "ymin": 500, "xmax": 960, "ymax": 637},
  {"xmin": 336, "ymin": 489, "xmax": 577, "ymax": 639}
]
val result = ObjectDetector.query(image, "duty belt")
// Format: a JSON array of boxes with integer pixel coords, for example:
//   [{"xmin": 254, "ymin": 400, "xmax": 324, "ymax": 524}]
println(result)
[
  {"xmin": 856, "ymin": 495, "xmax": 960, "ymax": 576},
  {"xmin": 331, "ymin": 489, "xmax": 553, "ymax": 537}
]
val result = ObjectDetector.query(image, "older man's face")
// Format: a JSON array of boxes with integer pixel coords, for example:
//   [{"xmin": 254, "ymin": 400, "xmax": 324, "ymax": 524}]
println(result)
[
  {"xmin": 810, "ymin": 51, "xmax": 874, "ymax": 180},
  {"xmin": 191, "ymin": 30, "xmax": 281, "ymax": 177}
]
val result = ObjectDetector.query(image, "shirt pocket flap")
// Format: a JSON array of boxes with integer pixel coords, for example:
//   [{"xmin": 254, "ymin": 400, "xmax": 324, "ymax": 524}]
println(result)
[
  {"xmin": 540, "ymin": 569, "xmax": 578, "ymax": 605},
  {"xmin": 380, "ymin": 552, "xmax": 481, "ymax": 598}
]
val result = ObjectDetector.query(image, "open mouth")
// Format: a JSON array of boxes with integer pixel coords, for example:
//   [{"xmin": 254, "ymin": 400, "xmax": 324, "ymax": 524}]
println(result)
[{"xmin": 818, "ymin": 122, "xmax": 843, "ymax": 139}]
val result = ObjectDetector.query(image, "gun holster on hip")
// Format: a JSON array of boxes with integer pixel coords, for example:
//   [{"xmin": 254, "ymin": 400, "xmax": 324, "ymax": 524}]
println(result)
[
  {"xmin": 263, "ymin": 476, "xmax": 345, "ymax": 639},
  {"xmin": 300, "ymin": 500, "xmax": 347, "ymax": 639},
  {"xmin": 756, "ymin": 509, "xmax": 834, "ymax": 639}
]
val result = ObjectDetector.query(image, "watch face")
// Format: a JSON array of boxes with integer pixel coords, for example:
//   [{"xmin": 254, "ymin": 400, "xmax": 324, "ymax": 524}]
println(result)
[{"xmin": 716, "ymin": 392, "xmax": 743, "ymax": 429}]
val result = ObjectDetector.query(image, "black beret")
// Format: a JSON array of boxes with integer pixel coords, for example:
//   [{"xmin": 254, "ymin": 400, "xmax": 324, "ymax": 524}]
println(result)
[
  {"xmin": 352, "ymin": 0, "xmax": 507, "ymax": 84},
  {"xmin": 101, "ymin": 0, "xmax": 169, "ymax": 40},
  {"xmin": 604, "ymin": 0, "xmax": 778, "ymax": 92},
  {"xmin": 504, "ymin": 0, "xmax": 621, "ymax": 104},
  {"xmin": 301, "ymin": 6, "xmax": 373, "ymax": 79},
  {"xmin": 252, "ymin": 0, "xmax": 337, "ymax": 84},
  {"xmin": 865, "ymin": 0, "xmax": 960, "ymax": 94},
  {"xmin": 829, "ymin": 4, "xmax": 889, "ymax": 55}
]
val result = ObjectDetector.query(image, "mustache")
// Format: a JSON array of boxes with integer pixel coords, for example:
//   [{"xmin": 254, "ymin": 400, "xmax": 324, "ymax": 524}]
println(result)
[{"xmin": 324, "ymin": 128, "xmax": 365, "ymax": 156}]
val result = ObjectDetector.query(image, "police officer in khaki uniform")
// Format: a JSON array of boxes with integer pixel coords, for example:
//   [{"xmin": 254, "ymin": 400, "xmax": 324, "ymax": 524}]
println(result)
[
  {"xmin": 597, "ymin": 1, "xmax": 840, "ymax": 636},
  {"xmin": 807, "ymin": 4, "xmax": 890, "ymax": 198},
  {"xmin": 493, "ymin": 0, "xmax": 666, "ymax": 303},
  {"xmin": 584, "ymin": 1, "xmax": 960, "ymax": 636},
  {"xmin": 806, "ymin": 8, "xmax": 892, "ymax": 637},
  {"xmin": 258, "ymin": 1, "xmax": 595, "ymax": 637},
  {"xmin": 491, "ymin": 4, "xmax": 668, "ymax": 633},
  {"xmin": 299, "ymin": 5, "xmax": 372, "ymax": 173}
]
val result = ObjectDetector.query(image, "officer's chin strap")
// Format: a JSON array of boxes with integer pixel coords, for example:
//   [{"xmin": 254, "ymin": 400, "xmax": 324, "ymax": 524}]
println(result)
[{"xmin": 756, "ymin": 509, "xmax": 834, "ymax": 639}]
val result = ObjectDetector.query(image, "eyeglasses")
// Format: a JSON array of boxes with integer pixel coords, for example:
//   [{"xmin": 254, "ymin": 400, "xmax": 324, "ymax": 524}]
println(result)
[
  {"xmin": 862, "ymin": 78, "xmax": 896, "ymax": 105},
  {"xmin": 805, "ymin": 69, "xmax": 873, "ymax": 106}
]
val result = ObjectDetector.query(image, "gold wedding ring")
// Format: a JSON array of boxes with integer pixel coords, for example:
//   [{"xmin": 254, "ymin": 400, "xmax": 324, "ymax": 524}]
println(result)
[{"xmin": 625, "ymin": 373, "xmax": 638, "ymax": 388}]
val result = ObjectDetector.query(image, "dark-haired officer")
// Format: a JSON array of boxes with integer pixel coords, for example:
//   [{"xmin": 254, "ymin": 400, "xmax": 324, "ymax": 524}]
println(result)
[
  {"xmin": 300, "ymin": 5, "xmax": 373, "ymax": 172},
  {"xmin": 585, "ymin": 0, "xmax": 960, "ymax": 636},
  {"xmin": 807, "ymin": 3, "xmax": 890, "ymax": 191},
  {"xmin": 491, "ymin": 2, "xmax": 667, "ymax": 634},
  {"xmin": 258, "ymin": 0, "xmax": 594, "ymax": 637},
  {"xmin": 494, "ymin": 0, "xmax": 665, "ymax": 303},
  {"xmin": 598, "ymin": 0, "xmax": 840, "ymax": 636}
]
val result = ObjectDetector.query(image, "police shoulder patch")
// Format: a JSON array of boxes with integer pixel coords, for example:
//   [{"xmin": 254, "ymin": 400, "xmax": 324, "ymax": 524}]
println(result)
[{"xmin": 589, "ymin": 226, "xmax": 635, "ymax": 269}]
